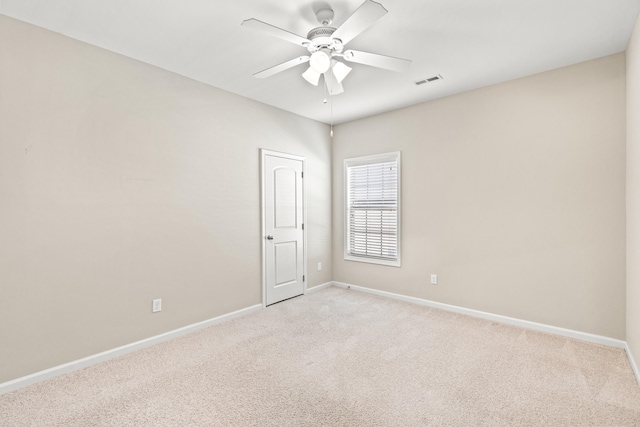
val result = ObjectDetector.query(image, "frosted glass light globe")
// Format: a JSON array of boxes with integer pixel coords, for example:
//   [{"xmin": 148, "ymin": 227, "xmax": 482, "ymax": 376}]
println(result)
[{"xmin": 309, "ymin": 50, "xmax": 331, "ymax": 73}]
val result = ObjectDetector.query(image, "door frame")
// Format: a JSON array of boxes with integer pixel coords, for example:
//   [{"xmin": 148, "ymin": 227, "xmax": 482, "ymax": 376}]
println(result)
[{"xmin": 260, "ymin": 149, "xmax": 307, "ymax": 308}]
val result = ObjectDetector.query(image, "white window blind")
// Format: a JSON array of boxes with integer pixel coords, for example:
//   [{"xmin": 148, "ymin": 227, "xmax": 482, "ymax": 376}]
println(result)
[{"xmin": 344, "ymin": 152, "xmax": 401, "ymax": 267}]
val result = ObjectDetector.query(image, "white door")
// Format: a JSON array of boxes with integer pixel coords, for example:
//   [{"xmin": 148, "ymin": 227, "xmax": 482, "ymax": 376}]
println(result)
[{"xmin": 262, "ymin": 150, "xmax": 305, "ymax": 306}]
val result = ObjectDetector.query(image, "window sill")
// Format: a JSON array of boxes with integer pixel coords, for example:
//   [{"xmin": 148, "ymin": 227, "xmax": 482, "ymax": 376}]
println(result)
[{"xmin": 344, "ymin": 254, "xmax": 401, "ymax": 267}]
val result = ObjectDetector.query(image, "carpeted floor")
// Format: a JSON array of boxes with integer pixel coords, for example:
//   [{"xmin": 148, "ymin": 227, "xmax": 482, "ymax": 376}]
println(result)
[{"xmin": 1, "ymin": 286, "xmax": 640, "ymax": 426}]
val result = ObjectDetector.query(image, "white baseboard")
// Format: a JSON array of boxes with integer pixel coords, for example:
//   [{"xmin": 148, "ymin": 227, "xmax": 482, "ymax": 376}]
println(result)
[
  {"xmin": 306, "ymin": 281, "xmax": 333, "ymax": 294},
  {"xmin": 4, "ymin": 282, "xmax": 635, "ymax": 394},
  {"xmin": 332, "ymin": 281, "xmax": 626, "ymax": 349},
  {"xmin": 0, "ymin": 304, "xmax": 263, "ymax": 396},
  {"xmin": 625, "ymin": 343, "xmax": 640, "ymax": 387}
]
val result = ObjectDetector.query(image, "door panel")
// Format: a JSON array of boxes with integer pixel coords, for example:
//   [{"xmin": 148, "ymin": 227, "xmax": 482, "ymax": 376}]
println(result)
[
  {"xmin": 274, "ymin": 168, "xmax": 297, "ymax": 229},
  {"xmin": 263, "ymin": 152, "xmax": 304, "ymax": 305},
  {"xmin": 275, "ymin": 241, "xmax": 297, "ymax": 286}
]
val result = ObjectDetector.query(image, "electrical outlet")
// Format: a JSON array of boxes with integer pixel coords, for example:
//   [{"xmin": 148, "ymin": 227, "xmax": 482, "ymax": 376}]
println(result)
[
  {"xmin": 430, "ymin": 274, "xmax": 438, "ymax": 285},
  {"xmin": 317, "ymin": 262, "xmax": 322, "ymax": 271},
  {"xmin": 152, "ymin": 298, "xmax": 162, "ymax": 313}
]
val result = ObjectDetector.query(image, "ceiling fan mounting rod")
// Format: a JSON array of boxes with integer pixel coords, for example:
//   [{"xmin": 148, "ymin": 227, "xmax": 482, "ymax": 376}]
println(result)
[{"xmin": 315, "ymin": 8, "xmax": 334, "ymax": 26}]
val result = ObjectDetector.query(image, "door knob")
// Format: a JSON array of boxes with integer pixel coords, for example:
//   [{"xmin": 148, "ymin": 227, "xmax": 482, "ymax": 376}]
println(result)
[{"xmin": 266, "ymin": 235, "xmax": 274, "ymax": 240}]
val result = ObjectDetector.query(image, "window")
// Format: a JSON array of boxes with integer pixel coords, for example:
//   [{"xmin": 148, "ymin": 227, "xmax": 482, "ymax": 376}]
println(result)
[{"xmin": 344, "ymin": 151, "xmax": 401, "ymax": 267}]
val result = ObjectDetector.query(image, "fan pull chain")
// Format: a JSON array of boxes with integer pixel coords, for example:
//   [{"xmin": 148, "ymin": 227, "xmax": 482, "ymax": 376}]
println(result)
[
  {"xmin": 328, "ymin": 80, "xmax": 333, "ymax": 138},
  {"xmin": 330, "ymin": 94, "xmax": 334, "ymax": 138},
  {"xmin": 323, "ymin": 77, "xmax": 328, "ymax": 104},
  {"xmin": 322, "ymin": 76, "xmax": 334, "ymax": 138}
]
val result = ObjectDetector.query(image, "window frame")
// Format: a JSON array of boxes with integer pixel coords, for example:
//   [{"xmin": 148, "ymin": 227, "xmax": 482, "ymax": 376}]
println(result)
[{"xmin": 343, "ymin": 151, "xmax": 401, "ymax": 267}]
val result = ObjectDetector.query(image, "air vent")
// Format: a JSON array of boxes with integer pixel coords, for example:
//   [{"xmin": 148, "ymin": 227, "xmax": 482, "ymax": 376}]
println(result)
[{"xmin": 414, "ymin": 74, "xmax": 443, "ymax": 86}]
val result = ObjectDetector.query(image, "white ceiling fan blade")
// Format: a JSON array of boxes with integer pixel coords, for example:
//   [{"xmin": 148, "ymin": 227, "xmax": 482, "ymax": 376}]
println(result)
[
  {"xmin": 254, "ymin": 56, "xmax": 310, "ymax": 78},
  {"xmin": 332, "ymin": 0, "xmax": 387, "ymax": 45},
  {"xmin": 343, "ymin": 49, "xmax": 411, "ymax": 72},
  {"xmin": 241, "ymin": 19, "xmax": 310, "ymax": 47},
  {"xmin": 324, "ymin": 69, "xmax": 344, "ymax": 95}
]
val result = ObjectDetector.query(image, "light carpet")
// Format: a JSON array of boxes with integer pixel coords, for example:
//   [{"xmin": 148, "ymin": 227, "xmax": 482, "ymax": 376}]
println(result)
[{"xmin": 1, "ymin": 286, "xmax": 640, "ymax": 426}]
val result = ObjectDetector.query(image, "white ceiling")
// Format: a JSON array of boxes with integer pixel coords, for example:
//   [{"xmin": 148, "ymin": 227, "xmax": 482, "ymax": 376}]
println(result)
[{"xmin": 2, "ymin": 0, "xmax": 640, "ymax": 124}]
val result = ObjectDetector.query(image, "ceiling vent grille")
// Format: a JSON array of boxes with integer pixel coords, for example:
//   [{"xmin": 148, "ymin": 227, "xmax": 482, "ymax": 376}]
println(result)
[{"xmin": 414, "ymin": 74, "xmax": 443, "ymax": 86}]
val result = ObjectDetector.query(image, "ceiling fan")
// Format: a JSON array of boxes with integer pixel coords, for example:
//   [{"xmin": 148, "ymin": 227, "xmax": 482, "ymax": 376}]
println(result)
[{"xmin": 241, "ymin": 0, "xmax": 411, "ymax": 95}]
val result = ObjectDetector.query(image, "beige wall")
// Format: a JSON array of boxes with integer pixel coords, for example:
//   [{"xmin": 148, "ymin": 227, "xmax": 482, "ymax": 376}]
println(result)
[
  {"xmin": 628, "ymin": 14, "xmax": 640, "ymax": 370},
  {"xmin": 0, "ymin": 11, "xmax": 632, "ymax": 386},
  {"xmin": 0, "ymin": 16, "xmax": 332, "ymax": 383},
  {"xmin": 333, "ymin": 54, "xmax": 627, "ymax": 339}
]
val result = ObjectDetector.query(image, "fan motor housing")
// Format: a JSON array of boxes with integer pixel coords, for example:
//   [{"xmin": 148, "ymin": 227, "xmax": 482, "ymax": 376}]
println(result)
[
  {"xmin": 307, "ymin": 26, "xmax": 336, "ymax": 40},
  {"xmin": 306, "ymin": 27, "xmax": 343, "ymax": 53}
]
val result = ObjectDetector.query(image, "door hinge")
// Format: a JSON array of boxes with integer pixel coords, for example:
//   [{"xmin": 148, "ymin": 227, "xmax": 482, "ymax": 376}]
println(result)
[
  {"xmin": 302, "ymin": 223, "xmax": 304, "ymax": 230},
  {"xmin": 303, "ymin": 275, "xmax": 305, "ymax": 282},
  {"xmin": 301, "ymin": 172, "xmax": 304, "ymax": 178}
]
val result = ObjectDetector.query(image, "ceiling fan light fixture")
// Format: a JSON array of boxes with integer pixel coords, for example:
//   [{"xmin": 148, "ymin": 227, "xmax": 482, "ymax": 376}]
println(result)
[
  {"xmin": 309, "ymin": 50, "xmax": 331, "ymax": 73},
  {"xmin": 243, "ymin": 0, "xmax": 413, "ymax": 98},
  {"xmin": 302, "ymin": 66, "xmax": 321, "ymax": 85},
  {"xmin": 332, "ymin": 60, "xmax": 352, "ymax": 84}
]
